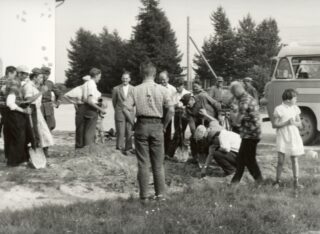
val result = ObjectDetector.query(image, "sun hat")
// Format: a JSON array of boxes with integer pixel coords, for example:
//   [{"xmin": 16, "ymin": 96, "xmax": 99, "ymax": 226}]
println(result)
[{"xmin": 16, "ymin": 65, "xmax": 29, "ymax": 74}]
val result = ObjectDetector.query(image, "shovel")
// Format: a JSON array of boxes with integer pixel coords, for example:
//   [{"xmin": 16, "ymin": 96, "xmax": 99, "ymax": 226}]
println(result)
[
  {"xmin": 28, "ymin": 110, "xmax": 46, "ymax": 169},
  {"xmin": 175, "ymin": 112, "xmax": 188, "ymax": 162}
]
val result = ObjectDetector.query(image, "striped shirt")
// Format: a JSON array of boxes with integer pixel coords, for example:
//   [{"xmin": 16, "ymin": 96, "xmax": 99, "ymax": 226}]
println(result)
[{"xmin": 125, "ymin": 80, "xmax": 172, "ymax": 118}]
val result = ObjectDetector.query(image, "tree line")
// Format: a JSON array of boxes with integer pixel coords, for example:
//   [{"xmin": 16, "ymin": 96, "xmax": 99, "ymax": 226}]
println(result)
[{"xmin": 65, "ymin": 0, "xmax": 280, "ymax": 95}]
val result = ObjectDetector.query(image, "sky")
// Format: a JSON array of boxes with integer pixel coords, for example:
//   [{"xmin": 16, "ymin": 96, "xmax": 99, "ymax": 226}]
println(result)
[{"xmin": 55, "ymin": 0, "xmax": 320, "ymax": 83}]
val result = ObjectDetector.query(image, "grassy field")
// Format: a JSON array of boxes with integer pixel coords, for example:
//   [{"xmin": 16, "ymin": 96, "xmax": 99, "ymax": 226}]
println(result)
[
  {"xmin": 0, "ymin": 176, "xmax": 319, "ymax": 234},
  {"xmin": 0, "ymin": 140, "xmax": 320, "ymax": 234}
]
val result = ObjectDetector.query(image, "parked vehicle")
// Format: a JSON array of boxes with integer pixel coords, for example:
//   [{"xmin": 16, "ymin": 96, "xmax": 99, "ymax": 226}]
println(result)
[{"xmin": 266, "ymin": 42, "xmax": 320, "ymax": 145}]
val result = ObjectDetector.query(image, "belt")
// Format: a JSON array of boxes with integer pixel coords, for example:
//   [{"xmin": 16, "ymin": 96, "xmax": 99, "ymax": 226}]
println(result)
[{"xmin": 137, "ymin": 116, "xmax": 162, "ymax": 123}]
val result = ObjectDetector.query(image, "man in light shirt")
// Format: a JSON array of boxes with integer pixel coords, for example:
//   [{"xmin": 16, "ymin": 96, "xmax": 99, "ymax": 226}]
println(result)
[
  {"xmin": 167, "ymin": 77, "xmax": 190, "ymax": 158},
  {"xmin": 112, "ymin": 71, "xmax": 134, "ymax": 155},
  {"xmin": 195, "ymin": 110, "xmax": 241, "ymax": 178},
  {"xmin": 159, "ymin": 70, "xmax": 176, "ymax": 156}
]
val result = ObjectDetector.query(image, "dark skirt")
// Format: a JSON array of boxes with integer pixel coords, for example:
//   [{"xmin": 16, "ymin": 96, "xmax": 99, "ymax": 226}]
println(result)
[{"xmin": 3, "ymin": 109, "xmax": 31, "ymax": 166}]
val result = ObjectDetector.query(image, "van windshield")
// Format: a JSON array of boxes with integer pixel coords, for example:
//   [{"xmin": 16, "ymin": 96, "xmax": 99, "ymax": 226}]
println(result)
[{"xmin": 292, "ymin": 57, "xmax": 320, "ymax": 79}]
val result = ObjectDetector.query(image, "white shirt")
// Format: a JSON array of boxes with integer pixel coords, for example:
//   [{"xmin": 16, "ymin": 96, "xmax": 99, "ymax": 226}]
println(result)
[
  {"xmin": 23, "ymin": 81, "xmax": 42, "ymax": 107},
  {"xmin": 164, "ymin": 83, "xmax": 176, "ymax": 100},
  {"xmin": 123, "ymin": 85, "xmax": 129, "ymax": 98},
  {"xmin": 82, "ymin": 79, "xmax": 101, "ymax": 103},
  {"xmin": 6, "ymin": 93, "xmax": 18, "ymax": 110},
  {"xmin": 172, "ymin": 88, "xmax": 190, "ymax": 107},
  {"xmin": 64, "ymin": 84, "xmax": 84, "ymax": 104},
  {"xmin": 218, "ymin": 129, "xmax": 241, "ymax": 153}
]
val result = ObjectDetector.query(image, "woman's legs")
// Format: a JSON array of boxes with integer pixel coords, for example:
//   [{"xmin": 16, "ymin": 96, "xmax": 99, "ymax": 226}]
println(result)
[
  {"xmin": 276, "ymin": 152, "xmax": 285, "ymax": 183},
  {"xmin": 291, "ymin": 156, "xmax": 302, "ymax": 189}
]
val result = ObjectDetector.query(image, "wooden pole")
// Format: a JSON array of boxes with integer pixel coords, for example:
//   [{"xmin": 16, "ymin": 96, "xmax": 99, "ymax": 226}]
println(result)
[
  {"xmin": 187, "ymin": 17, "xmax": 191, "ymax": 89},
  {"xmin": 189, "ymin": 35, "xmax": 218, "ymax": 80}
]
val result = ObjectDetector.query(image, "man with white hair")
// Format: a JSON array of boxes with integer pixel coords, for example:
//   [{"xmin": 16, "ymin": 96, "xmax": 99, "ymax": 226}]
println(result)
[
  {"xmin": 229, "ymin": 81, "xmax": 263, "ymax": 184},
  {"xmin": 159, "ymin": 70, "xmax": 176, "ymax": 156}
]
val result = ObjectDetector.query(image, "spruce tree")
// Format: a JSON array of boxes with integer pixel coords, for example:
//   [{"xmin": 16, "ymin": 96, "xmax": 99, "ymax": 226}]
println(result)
[
  {"xmin": 65, "ymin": 28, "xmax": 100, "ymax": 88},
  {"xmin": 194, "ymin": 7, "xmax": 237, "ymax": 84},
  {"xmin": 128, "ymin": 0, "xmax": 182, "ymax": 84}
]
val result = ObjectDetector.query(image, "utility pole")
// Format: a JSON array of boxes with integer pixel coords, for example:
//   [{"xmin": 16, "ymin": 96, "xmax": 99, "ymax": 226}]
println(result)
[{"xmin": 187, "ymin": 16, "xmax": 191, "ymax": 90}]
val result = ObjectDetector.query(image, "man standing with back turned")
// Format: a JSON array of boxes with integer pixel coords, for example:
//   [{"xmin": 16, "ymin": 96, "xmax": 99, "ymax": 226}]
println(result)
[{"xmin": 123, "ymin": 61, "xmax": 174, "ymax": 203}]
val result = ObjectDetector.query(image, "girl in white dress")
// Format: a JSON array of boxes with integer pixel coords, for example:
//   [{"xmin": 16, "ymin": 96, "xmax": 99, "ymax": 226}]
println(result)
[{"xmin": 273, "ymin": 89, "xmax": 304, "ymax": 189}]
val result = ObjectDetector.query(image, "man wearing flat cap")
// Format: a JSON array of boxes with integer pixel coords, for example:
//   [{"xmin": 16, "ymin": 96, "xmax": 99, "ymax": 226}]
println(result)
[
  {"xmin": 243, "ymin": 77, "xmax": 259, "ymax": 101},
  {"xmin": 208, "ymin": 76, "xmax": 225, "ymax": 103},
  {"xmin": 40, "ymin": 66, "xmax": 62, "ymax": 131}
]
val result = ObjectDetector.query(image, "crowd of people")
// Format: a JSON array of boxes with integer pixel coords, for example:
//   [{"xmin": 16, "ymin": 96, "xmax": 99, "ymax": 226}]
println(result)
[{"xmin": 0, "ymin": 61, "xmax": 305, "ymax": 203}]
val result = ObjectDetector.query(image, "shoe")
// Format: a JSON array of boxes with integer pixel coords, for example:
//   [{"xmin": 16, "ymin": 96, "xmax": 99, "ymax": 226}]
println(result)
[
  {"xmin": 154, "ymin": 194, "xmax": 167, "ymax": 202},
  {"xmin": 121, "ymin": 150, "xmax": 128, "ymax": 156},
  {"xmin": 293, "ymin": 180, "xmax": 304, "ymax": 190},
  {"xmin": 273, "ymin": 180, "xmax": 281, "ymax": 189},
  {"xmin": 140, "ymin": 198, "xmax": 150, "ymax": 205}
]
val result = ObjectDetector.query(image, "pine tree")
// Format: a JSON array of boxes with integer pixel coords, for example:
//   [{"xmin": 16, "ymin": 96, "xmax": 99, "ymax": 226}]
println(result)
[
  {"xmin": 65, "ymin": 28, "xmax": 100, "ymax": 88},
  {"xmin": 128, "ymin": 0, "xmax": 182, "ymax": 84},
  {"xmin": 194, "ymin": 7, "xmax": 237, "ymax": 85},
  {"xmin": 98, "ymin": 28, "xmax": 129, "ymax": 93}
]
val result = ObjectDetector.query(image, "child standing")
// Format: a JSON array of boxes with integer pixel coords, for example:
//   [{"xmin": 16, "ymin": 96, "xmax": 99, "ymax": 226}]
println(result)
[{"xmin": 273, "ymin": 89, "xmax": 304, "ymax": 189}]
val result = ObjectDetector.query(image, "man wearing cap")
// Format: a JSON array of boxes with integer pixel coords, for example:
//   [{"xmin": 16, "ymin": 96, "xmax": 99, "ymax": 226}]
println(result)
[
  {"xmin": 243, "ymin": 77, "xmax": 259, "ymax": 101},
  {"xmin": 180, "ymin": 91, "xmax": 221, "ymax": 162},
  {"xmin": 166, "ymin": 77, "xmax": 190, "ymax": 158},
  {"xmin": 208, "ymin": 76, "xmax": 225, "ymax": 103},
  {"xmin": 41, "ymin": 66, "xmax": 62, "ymax": 131},
  {"xmin": 196, "ymin": 110, "xmax": 241, "ymax": 178},
  {"xmin": 123, "ymin": 61, "xmax": 174, "ymax": 203},
  {"xmin": 16, "ymin": 66, "xmax": 30, "ymax": 86}
]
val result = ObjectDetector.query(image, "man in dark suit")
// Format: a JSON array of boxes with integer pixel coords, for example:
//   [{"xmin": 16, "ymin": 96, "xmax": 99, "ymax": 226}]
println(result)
[{"xmin": 112, "ymin": 71, "xmax": 134, "ymax": 155}]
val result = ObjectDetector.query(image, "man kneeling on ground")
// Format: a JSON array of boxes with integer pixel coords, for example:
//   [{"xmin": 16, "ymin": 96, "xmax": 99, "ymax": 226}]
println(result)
[{"xmin": 195, "ymin": 109, "xmax": 241, "ymax": 178}]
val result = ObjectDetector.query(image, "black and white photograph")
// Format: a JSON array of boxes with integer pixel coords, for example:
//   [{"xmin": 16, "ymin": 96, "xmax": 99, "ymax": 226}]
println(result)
[{"xmin": 0, "ymin": 0, "xmax": 319, "ymax": 233}]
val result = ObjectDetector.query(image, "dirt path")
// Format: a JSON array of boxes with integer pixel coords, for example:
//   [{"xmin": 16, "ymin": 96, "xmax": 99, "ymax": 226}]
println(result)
[{"xmin": 0, "ymin": 131, "xmax": 319, "ymax": 212}]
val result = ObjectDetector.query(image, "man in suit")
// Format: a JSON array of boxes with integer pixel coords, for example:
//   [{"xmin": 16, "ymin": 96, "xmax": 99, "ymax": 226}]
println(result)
[{"xmin": 112, "ymin": 71, "xmax": 134, "ymax": 155}]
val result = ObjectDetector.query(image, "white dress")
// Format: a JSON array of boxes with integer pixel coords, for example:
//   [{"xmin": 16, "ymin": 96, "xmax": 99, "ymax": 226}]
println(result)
[
  {"xmin": 23, "ymin": 82, "xmax": 54, "ymax": 148},
  {"xmin": 274, "ymin": 103, "xmax": 304, "ymax": 156}
]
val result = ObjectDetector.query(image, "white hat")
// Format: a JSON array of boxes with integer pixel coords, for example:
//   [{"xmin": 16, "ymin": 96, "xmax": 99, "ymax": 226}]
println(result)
[
  {"xmin": 82, "ymin": 75, "xmax": 91, "ymax": 81},
  {"xmin": 16, "ymin": 65, "xmax": 29, "ymax": 74}
]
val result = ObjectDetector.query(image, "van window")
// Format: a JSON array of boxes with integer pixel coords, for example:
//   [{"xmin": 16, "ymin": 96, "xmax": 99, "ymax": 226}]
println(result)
[
  {"xmin": 270, "ymin": 59, "xmax": 277, "ymax": 77},
  {"xmin": 292, "ymin": 57, "xmax": 320, "ymax": 79},
  {"xmin": 275, "ymin": 58, "xmax": 293, "ymax": 79}
]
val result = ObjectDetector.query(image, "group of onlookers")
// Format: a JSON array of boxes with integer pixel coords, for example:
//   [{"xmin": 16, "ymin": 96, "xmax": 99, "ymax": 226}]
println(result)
[
  {"xmin": 0, "ymin": 65, "xmax": 60, "ymax": 166},
  {"xmin": 1, "ymin": 62, "xmax": 304, "ymax": 202}
]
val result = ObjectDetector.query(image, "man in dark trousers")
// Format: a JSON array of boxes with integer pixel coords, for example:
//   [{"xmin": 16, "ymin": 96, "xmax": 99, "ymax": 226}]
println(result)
[
  {"xmin": 40, "ymin": 67, "xmax": 62, "ymax": 131},
  {"xmin": 112, "ymin": 71, "xmax": 134, "ymax": 155},
  {"xmin": 123, "ymin": 61, "xmax": 174, "ymax": 203},
  {"xmin": 229, "ymin": 81, "xmax": 263, "ymax": 184}
]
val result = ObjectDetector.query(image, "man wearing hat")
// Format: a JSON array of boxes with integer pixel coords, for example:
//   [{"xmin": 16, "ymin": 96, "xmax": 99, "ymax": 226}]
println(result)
[
  {"xmin": 16, "ymin": 65, "xmax": 30, "ymax": 86},
  {"xmin": 196, "ymin": 110, "xmax": 241, "ymax": 178},
  {"xmin": 208, "ymin": 76, "xmax": 225, "ymax": 103},
  {"xmin": 41, "ymin": 66, "xmax": 62, "ymax": 131},
  {"xmin": 180, "ymin": 92, "xmax": 221, "ymax": 161},
  {"xmin": 243, "ymin": 77, "xmax": 259, "ymax": 101}
]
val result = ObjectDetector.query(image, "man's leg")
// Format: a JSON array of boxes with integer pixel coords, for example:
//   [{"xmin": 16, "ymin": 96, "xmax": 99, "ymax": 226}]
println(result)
[
  {"xmin": 75, "ymin": 105, "xmax": 85, "ymax": 148},
  {"xmin": 231, "ymin": 140, "xmax": 246, "ymax": 183},
  {"xmin": 116, "ymin": 121, "xmax": 125, "ymax": 150},
  {"xmin": 134, "ymin": 122, "xmax": 150, "ymax": 199},
  {"xmin": 83, "ymin": 115, "xmax": 98, "ymax": 146},
  {"xmin": 125, "ymin": 120, "xmax": 133, "ymax": 151},
  {"xmin": 164, "ymin": 120, "xmax": 172, "ymax": 155},
  {"xmin": 245, "ymin": 139, "xmax": 263, "ymax": 182},
  {"xmin": 213, "ymin": 151, "xmax": 237, "ymax": 175},
  {"xmin": 149, "ymin": 123, "xmax": 166, "ymax": 197}
]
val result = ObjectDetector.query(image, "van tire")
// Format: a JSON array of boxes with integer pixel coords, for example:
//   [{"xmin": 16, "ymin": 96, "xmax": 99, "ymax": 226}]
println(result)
[{"xmin": 300, "ymin": 109, "xmax": 317, "ymax": 145}]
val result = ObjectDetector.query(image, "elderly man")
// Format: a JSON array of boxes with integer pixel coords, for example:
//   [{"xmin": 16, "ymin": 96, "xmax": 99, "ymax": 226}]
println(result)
[
  {"xmin": 195, "ymin": 111, "xmax": 241, "ymax": 178},
  {"xmin": 159, "ymin": 70, "xmax": 176, "ymax": 156},
  {"xmin": 112, "ymin": 71, "xmax": 134, "ymax": 155},
  {"xmin": 123, "ymin": 61, "xmax": 174, "ymax": 203},
  {"xmin": 229, "ymin": 81, "xmax": 263, "ymax": 184},
  {"xmin": 41, "ymin": 66, "xmax": 62, "ymax": 131},
  {"xmin": 208, "ymin": 76, "xmax": 224, "ymax": 103},
  {"xmin": 243, "ymin": 77, "xmax": 259, "ymax": 100}
]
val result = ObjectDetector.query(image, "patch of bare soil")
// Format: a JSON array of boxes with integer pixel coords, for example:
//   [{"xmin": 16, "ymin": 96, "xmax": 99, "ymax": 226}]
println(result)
[{"xmin": 0, "ymin": 131, "xmax": 319, "ymax": 212}]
